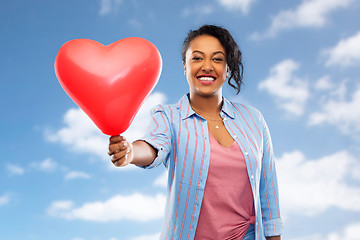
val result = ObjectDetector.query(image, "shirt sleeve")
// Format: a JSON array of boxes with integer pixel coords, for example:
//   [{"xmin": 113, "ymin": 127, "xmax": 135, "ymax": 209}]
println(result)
[
  {"xmin": 136, "ymin": 104, "xmax": 172, "ymax": 169},
  {"xmin": 258, "ymin": 112, "xmax": 283, "ymax": 237}
]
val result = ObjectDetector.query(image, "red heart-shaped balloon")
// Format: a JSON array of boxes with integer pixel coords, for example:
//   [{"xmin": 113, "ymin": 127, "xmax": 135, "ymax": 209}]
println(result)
[{"xmin": 55, "ymin": 38, "xmax": 162, "ymax": 135}]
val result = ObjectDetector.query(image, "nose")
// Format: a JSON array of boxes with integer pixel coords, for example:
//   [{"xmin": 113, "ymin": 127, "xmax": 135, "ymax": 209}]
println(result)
[{"xmin": 201, "ymin": 59, "xmax": 213, "ymax": 72}]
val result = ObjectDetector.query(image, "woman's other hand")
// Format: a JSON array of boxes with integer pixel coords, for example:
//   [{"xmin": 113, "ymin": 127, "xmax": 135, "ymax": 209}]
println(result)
[{"xmin": 108, "ymin": 135, "xmax": 134, "ymax": 167}]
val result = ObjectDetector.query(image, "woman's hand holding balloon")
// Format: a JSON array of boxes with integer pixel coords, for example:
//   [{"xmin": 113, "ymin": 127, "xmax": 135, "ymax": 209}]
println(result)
[
  {"xmin": 108, "ymin": 135, "xmax": 134, "ymax": 167},
  {"xmin": 108, "ymin": 136, "xmax": 158, "ymax": 167}
]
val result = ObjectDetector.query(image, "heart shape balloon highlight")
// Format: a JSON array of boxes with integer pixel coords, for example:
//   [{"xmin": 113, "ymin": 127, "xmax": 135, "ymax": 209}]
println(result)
[{"xmin": 55, "ymin": 38, "xmax": 162, "ymax": 135}]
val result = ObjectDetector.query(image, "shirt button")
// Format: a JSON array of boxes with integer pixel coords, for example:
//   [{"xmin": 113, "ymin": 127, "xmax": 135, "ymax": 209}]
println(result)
[
  {"xmin": 233, "ymin": 135, "xmax": 237, "ymax": 138},
  {"xmin": 223, "ymin": 117, "xmax": 227, "ymax": 121},
  {"xmin": 245, "ymin": 152, "xmax": 249, "ymax": 155},
  {"xmin": 251, "ymin": 175, "xmax": 254, "ymax": 179}
]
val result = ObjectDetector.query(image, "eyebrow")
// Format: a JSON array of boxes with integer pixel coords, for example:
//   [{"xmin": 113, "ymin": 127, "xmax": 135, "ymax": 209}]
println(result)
[{"xmin": 192, "ymin": 50, "xmax": 226, "ymax": 56}]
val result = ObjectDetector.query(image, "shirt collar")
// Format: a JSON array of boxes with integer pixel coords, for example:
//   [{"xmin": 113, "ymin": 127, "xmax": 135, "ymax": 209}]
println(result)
[
  {"xmin": 222, "ymin": 97, "xmax": 235, "ymax": 119},
  {"xmin": 176, "ymin": 94, "xmax": 235, "ymax": 120}
]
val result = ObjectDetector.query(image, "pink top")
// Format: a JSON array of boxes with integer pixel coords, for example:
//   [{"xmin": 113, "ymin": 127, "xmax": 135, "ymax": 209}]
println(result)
[{"xmin": 194, "ymin": 133, "xmax": 255, "ymax": 240}]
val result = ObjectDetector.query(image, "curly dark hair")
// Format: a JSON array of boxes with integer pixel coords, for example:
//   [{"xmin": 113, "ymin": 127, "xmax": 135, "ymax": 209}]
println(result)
[{"xmin": 182, "ymin": 25, "xmax": 244, "ymax": 94}]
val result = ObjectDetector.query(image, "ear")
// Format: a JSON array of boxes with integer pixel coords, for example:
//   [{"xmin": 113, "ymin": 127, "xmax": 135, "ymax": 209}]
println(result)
[{"xmin": 183, "ymin": 61, "xmax": 186, "ymax": 75}]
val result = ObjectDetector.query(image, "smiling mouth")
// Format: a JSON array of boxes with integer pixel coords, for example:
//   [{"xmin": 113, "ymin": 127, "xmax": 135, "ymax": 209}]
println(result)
[{"xmin": 197, "ymin": 76, "xmax": 216, "ymax": 81}]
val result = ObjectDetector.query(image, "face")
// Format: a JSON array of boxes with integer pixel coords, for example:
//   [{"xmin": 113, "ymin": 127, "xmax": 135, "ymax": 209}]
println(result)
[{"xmin": 183, "ymin": 35, "xmax": 229, "ymax": 97}]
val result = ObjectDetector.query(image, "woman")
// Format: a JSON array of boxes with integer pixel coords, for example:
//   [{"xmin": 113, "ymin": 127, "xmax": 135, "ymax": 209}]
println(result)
[{"xmin": 108, "ymin": 25, "xmax": 283, "ymax": 240}]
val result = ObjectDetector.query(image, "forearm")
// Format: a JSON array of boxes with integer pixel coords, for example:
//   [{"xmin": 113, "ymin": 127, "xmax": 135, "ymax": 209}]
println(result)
[
  {"xmin": 130, "ymin": 140, "xmax": 158, "ymax": 167},
  {"xmin": 266, "ymin": 236, "xmax": 281, "ymax": 240}
]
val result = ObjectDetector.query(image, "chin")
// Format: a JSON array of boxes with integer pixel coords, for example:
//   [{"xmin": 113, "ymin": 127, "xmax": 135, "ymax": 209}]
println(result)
[{"xmin": 195, "ymin": 88, "xmax": 220, "ymax": 97}]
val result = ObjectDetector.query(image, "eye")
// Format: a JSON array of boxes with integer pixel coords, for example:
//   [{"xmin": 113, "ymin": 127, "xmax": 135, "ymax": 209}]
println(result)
[
  {"xmin": 191, "ymin": 56, "xmax": 202, "ymax": 61},
  {"xmin": 213, "ymin": 58, "xmax": 224, "ymax": 62}
]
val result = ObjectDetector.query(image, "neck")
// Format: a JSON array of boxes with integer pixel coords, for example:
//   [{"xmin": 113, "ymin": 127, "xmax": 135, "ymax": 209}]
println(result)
[{"xmin": 189, "ymin": 92, "xmax": 223, "ymax": 114}]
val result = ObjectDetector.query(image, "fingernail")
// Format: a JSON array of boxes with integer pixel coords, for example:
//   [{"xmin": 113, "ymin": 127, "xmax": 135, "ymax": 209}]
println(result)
[{"xmin": 124, "ymin": 142, "xmax": 128, "ymax": 147}]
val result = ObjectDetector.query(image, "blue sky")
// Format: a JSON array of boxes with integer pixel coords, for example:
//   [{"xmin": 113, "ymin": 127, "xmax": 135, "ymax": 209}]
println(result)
[{"xmin": 1, "ymin": 0, "xmax": 360, "ymax": 239}]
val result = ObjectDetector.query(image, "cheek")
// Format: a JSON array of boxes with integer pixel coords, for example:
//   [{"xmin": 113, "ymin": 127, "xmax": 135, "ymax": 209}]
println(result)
[
  {"xmin": 185, "ymin": 64, "xmax": 195, "ymax": 84},
  {"xmin": 185, "ymin": 65, "xmax": 192, "ymax": 79},
  {"xmin": 186, "ymin": 63, "xmax": 198, "ymax": 77},
  {"xmin": 219, "ymin": 66, "xmax": 228, "ymax": 78}
]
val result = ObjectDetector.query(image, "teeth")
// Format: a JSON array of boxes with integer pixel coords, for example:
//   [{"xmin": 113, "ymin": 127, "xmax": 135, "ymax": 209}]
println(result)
[{"xmin": 198, "ymin": 77, "xmax": 215, "ymax": 81}]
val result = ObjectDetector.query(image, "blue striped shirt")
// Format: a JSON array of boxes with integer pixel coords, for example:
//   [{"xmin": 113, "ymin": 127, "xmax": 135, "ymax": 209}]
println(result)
[{"xmin": 139, "ymin": 94, "xmax": 283, "ymax": 240}]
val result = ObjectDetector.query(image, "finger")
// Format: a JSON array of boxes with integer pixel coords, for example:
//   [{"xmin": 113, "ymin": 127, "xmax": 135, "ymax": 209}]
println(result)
[
  {"xmin": 108, "ymin": 143, "xmax": 121, "ymax": 156},
  {"xmin": 111, "ymin": 148, "xmax": 128, "ymax": 163},
  {"xmin": 112, "ymin": 153, "xmax": 128, "ymax": 167},
  {"xmin": 109, "ymin": 140, "xmax": 128, "ymax": 154},
  {"xmin": 109, "ymin": 135, "xmax": 123, "ymax": 144},
  {"xmin": 113, "ymin": 158, "xmax": 125, "ymax": 167},
  {"xmin": 118, "ymin": 159, "xmax": 130, "ymax": 167},
  {"xmin": 116, "ymin": 152, "xmax": 131, "ymax": 167},
  {"xmin": 108, "ymin": 147, "xmax": 123, "ymax": 156},
  {"xmin": 109, "ymin": 135, "xmax": 126, "ymax": 144},
  {"xmin": 108, "ymin": 141, "xmax": 129, "ymax": 156}
]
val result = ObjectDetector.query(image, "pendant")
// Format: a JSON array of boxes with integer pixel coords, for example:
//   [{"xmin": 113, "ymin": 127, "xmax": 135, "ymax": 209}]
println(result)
[{"xmin": 215, "ymin": 125, "xmax": 219, "ymax": 129}]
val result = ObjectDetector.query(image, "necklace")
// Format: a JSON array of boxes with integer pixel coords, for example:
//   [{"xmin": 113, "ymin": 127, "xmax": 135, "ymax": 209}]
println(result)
[{"xmin": 191, "ymin": 105, "xmax": 223, "ymax": 129}]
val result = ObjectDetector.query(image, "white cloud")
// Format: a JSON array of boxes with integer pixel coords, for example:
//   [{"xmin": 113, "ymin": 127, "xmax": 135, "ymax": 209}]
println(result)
[
  {"xmin": 30, "ymin": 158, "xmax": 57, "ymax": 172},
  {"xmin": 182, "ymin": 4, "xmax": 214, "ymax": 17},
  {"xmin": 342, "ymin": 223, "xmax": 360, "ymax": 240},
  {"xmin": 258, "ymin": 59, "xmax": 309, "ymax": 116},
  {"xmin": 314, "ymin": 75, "xmax": 334, "ymax": 91},
  {"xmin": 323, "ymin": 31, "xmax": 360, "ymax": 68},
  {"xmin": 45, "ymin": 92, "xmax": 166, "ymax": 162},
  {"xmin": 183, "ymin": 0, "xmax": 254, "ymax": 17},
  {"xmin": 251, "ymin": 0, "xmax": 356, "ymax": 40},
  {"xmin": 47, "ymin": 193, "xmax": 166, "ymax": 222},
  {"xmin": 45, "ymin": 107, "xmax": 109, "ymax": 160},
  {"xmin": 127, "ymin": 233, "xmax": 161, "ymax": 240},
  {"xmin": 99, "ymin": 0, "xmax": 122, "ymax": 15},
  {"xmin": 309, "ymin": 86, "xmax": 360, "ymax": 137},
  {"xmin": 47, "ymin": 200, "xmax": 74, "ymax": 216},
  {"xmin": 0, "ymin": 194, "xmax": 10, "ymax": 206},
  {"xmin": 153, "ymin": 171, "xmax": 168, "ymax": 188},
  {"xmin": 328, "ymin": 79, "xmax": 348, "ymax": 100},
  {"xmin": 6, "ymin": 164, "xmax": 25, "ymax": 176},
  {"xmin": 288, "ymin": 234, "xmax": 324, "ymax": 240},
  {"xmin": 277, "ymin": 150, "xmax": 360, "ymax": 216},
  {"xmin": 327, "ymin": 222, "xmax": 360, "ymax": 240},
  {"xmin": 64, "ymin": 171, "xmax": 91, "ymax": 180},
  {"xmin": 289, "ymin": 222, "xmax": 360, "ymax": 240},
  {"xmin": 216, "ymin": 0, "xmax": 256, "ymax": 14}
]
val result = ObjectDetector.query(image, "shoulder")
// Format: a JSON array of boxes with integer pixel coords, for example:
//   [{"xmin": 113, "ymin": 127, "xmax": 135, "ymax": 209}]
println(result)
[
  {"xmin": 150, "ymin": 103, "xmax": 179, "ymax": 122},
  {"xmin": 230, "ymin": 101, "xmax": 263, "ymax": 121},
  {"xmin": 151, "ymin": 95, "xmax": 187, "ymax": 115}
]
